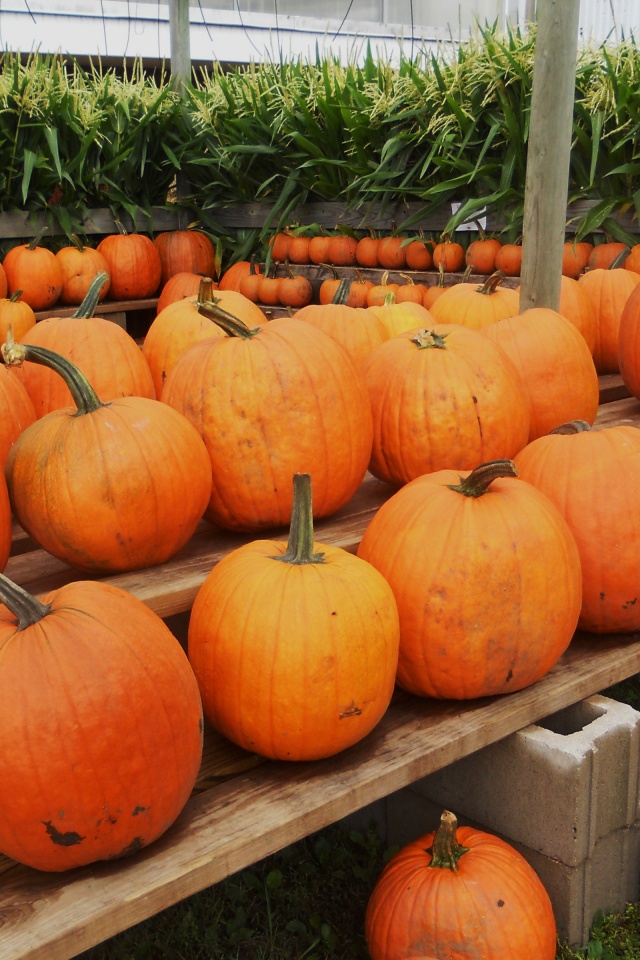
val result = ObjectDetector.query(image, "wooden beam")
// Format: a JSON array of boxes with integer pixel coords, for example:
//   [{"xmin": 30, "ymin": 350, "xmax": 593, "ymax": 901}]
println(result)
[
  {"xmin": 168, "ymin": 0, "xmax": 191, "ymax": 92},
  {"xmin": 519, "ymin": 0, "xmax": 581, "ymax": 312}
]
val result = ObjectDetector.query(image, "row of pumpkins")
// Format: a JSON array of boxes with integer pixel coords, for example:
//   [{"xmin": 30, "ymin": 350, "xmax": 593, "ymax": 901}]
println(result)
[{"xmin": 1, "ymin": 230, "xmax": 640, "ymax": 960}]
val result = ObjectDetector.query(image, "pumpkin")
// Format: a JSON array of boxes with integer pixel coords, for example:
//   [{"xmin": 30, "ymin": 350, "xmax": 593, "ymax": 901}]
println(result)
[
  {"xmin": 366, "ymin": 271, "xmax": 399, "ymax": 307},
  {"xmin": 364, "ymin": 809, "xmax": 557, "ymax": 960},
  {"xmin": 465, "ymin": 235, "xmax": 502, "ymax": 274},
  {"xmin": 217, "ymin": 259, "xmax": 251, "ymax": 291},
  {"xmin": 0, "ymin": 365, "xmax": 36, "ymax": 468},
  {"xmin": 327, "ymin": 234, "xmax": 358, "ymax": 266},
  {"xmin": 367, "ymin": 291, "xmax": 434, "ymax": 337},
  {"xmin": 356, "ymin": 228, "xmax": 381, "ymax": 268},
  {"xmin": 277, "ymin": 262, "xmax": 313, "ymax": 308},
  {"xmin": 257, "ymin": 268, "xmax": 282, "ymax": 307},
  {"xmin": 0, "ymin": 573, "xmax": 203, "ymax": 871},
  {"xmin": 0, "ymin": 291, "xmax": 36, "ymax": 342},
  {"xmin": 161, "ymin": 310, "xmax": 373, "ymax": 532},
  {"xmin": 156, "ymin": 271, "xmax": 211, "ymax": 314},
  {"xmin": 286, "ymin": 233, "xmax": 311, "ymax": 265},
  {"xmin": 55, "ymin": 235, "xmax": 111, "ymax": 305},
  {"xmin": 268, "ymin": 231, "xmax": 291, "ymax": 263},
  {"xmin": 404, "ymin": 237, "xmax": 434, "ymax": 271},
  {"xmin": 237, "ymin": 259, "xmax": 263, "ymax": 303},
  {"xmin": 294, "ymin": 278, "xmax": 389, "ymax": 372},
  {"xmin": 308, "ymin": 230, "xmax": 333, "ymax": 265},
  {"xmin": 432, "ymin": 238, "xmax": 465, "ymax": 272},
  {"xmin": 97, "ymin": 224, "xmax": 162, "ymax": 300},
  {"xmin": 0, "ymin": 261, "xmax": 7, "ymax": 299},
  {"xmin": 557, "ymin": 274, "xmax": 598, "ymax": 354},
  {"xmin": 577, "ymin": 264, "xmax": 640, "ymax": 372},
  {"xmin": 153, "ymin": 228, "xmax": 216, "ymax": 285},
  {"xmin": 377, "ymin": 235, "xmax": 407, "ymax": 270},
  {"xmin": 514, "ymin": 421, "xmax": 640, "ymax": 634},
  {"xmin": 618, "ymin": 282, "xmax": 640, "ymax": 399},
  {"xmin": 562, "ymin": 239, "xmax": 593, "ymax": 279},
  {"xmin": 394, "ymin": 273, "xmax": 427, "ymax": 305},
  {"xmin": 422, "ymin": 262, "xmax": 447, "ymax": 309},
  {"xmin": 625, "ymin": 243, "xmax": 640, "ymax": 274},
  {"xmin": 588, "ymin": 241, "xmax": 628, "ymax": 271},
  {"xmin": 481, "ymin": 307, "xmax": 599, "ymax": 441},
  {"xmin": 0, "ymin": 474, "xmax": 10, "ymax": 571},
  {"xmin": 3, "ymin": 233, "xmax": 64, "ymax": 311},
  {"xmin": 3, "ymin": 339, "xmax": 212, "ymax": 573},
  {"xmin": 345, "ymin": 269, "xmax": 374, "ymax": 308},
  {"xmin": 494, "ymin": 242, "xmax": 523, "ymax": 276},
  {"xmin": 357, "ymin": 459, "xmax": 581, "ymax": 698},
  {"xmin": 14, "ymin": 272, "xmax": 155, "ymax": 416},
  {"xmin": 188, "ymin": 472, "xmax": 399, "ymax": 760},
  {"xmin": 143, "ymin": 278, "xmax": 268, "ymax": 397},
  {"xmin": 428, "ymin": 271, "xmax": 519, "ymax": 329},
  {"xmin": 363, "ymin": 326, "xmax": 530, "ymax": 486}
]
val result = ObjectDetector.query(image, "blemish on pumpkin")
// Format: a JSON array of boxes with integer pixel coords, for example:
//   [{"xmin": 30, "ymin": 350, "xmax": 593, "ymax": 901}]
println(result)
[
  {"xmin": 340, "ymin": 702, "xmax": 362, "ymax": 719},
  {"xmin": 115, "ymin": 836, "xmax": 144, "ymax": 858},
  {"xmin": 43, "ymin": 821, "xmax": 85, "ymax": 847},
  {"xmin": 331, "ymin": 610, "xmax": 337, "ymax": 616},
  {"xmin": 623, "ymin": 597, "xmax": 638, "ymax": 609},
  {"xmin": 600, "ymin": 592, "xmax": 606, "ymax": 600},
  {"xmin": 132, "ymin": 805, "xmax": 150, "ymax": 816},
  {"xmin": 497, "ymin": 899, "xmax": 505, "ymax": 907},
  {"xmin": 505, "ymin": 669, "xmax": 513, "ymax": 682}
]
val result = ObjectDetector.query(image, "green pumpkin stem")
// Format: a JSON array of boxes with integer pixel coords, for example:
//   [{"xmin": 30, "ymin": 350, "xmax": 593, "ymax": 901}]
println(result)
[
  {"xmin": 477, "ymin": 270, "xmax": 506, "ymax": 294},
  {"xmin": 428, "ymin": 810, "xmax": 470, "ymax": 871},
  {"xmin": 0, "ymin": 573, "xmax": 51, "ymax": 628},
  {"xmin": 1, "ymin": 338, "xmax": 103, "ymax": 415},
  {"xmin": 331, "ymin": 276, "xmax": 352, "ymax": 305},
  {"xmin": 199, "ymin": 299, "xmax": 260, "ymax": 339},
  {"xmin": 549, "ymin": 420, "xmax": 592, "ymax": 435},
  {"xmin": 71, "ymin": 271, "xmax": 110, "ymax": 319},
  {"xmin": 273, "ymin": 473, "xmax": 325, "ymax": 565},
  {"xmin": 448, "ymin": 459, "xmax": 518, "ymax": 497}
]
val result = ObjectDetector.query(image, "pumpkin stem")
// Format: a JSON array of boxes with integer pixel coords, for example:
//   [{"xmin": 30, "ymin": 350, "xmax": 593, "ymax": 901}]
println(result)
[
  {"xmin": 428, "ymin": 810, "xmax": 470, "ymax": 871},
  {"xmin": 476, "ymin": 270, "xmax": 506, "ymax": 295},
  {"xmin": 1, "ymin": 340, "xmax": 104, "ymax": 415},
  {"xmin": 447, "ymin": 459, "xmax": 518, "ymax": 497},
  {"xmin": 272, "ymin": 473, "xmax": 325, "ymax": 565},
  {"xmin": 199, "ymin": 299, "xmax": 261, "ymax": 339},
  {"xmin": 549, "ymin": 420, "xmax": 592, "ymax": 435},
  {"xmin": 0, "ymin": 573, "xmax": 51, "ymax": 628},
  {"xmin": 331, "ymin": 276, "xmax": 352, "ymax": 305},
  {"xmin": 194, "ymin": 276, "xmax": 216, "ymax": 306},
  {"xmin": 410, "ymin": 329, "xmax": 449, "ymax": 350},
  {"xmin": 71, "ymin": 271, "xmax": 110, "ymax": 319}
]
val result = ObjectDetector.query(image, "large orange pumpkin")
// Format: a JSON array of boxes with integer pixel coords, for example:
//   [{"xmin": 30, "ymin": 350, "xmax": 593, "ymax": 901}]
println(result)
[
  {"xmin": 577, "ymin": 265, "xmax": 640, "ymax": 372},
  {"xmin": 357, "ymin": 459, "xmax": 581, "ymax": 698},
  {"xmin": 427, "ymin": 271, "xmax": 519, "ymax": 329},
  {"xmin": 514, "ymin": 422, "xmax": 640, "ymax": 634},
  {"xmin": 3, "ymin": 234, "xmax": 63, "ymax": 311},
  {"xmin": 557, "ymin": 274, "xmax": 598, "ymax": 354},
  {"xmin": 367, "ymin": 291, "xmax": 434, "ymax": 337},
  {"xmin": 97, "ymin": 225, "xmax": 162, "ymax": 300},
  {"xmin": 0, "ymin": 365, "xmax": 36, "ymax": 468},
  {"xmin": 153, "ymin": 228, "xmax": 217, "ymax": 285},
  {"xmin": 0, "ymin": 574, "xmax": 203, "ymax": 871},
  {"xmin": 13, "ymin": 272, "xmax": 155, "ymax": 416},
  {"xmin": 617, "ymin": 282, "xmax": 640, "ymax": 399},
  {"xmin": 481, "ymin": 307, "xmax": 599, "ymax": 441},
  {"xmin": 365, "ymin": 809, "xmax": 557, "ymax": 960},
  {"xmin": 188, "ymin": 472, "xmax": 399, "ymax": 761},
  {"xmin": 362, "ymin": 326, "xmax": 530, "ymax": 486},
  {"xmin": 161, "ymin": 312, "xmax": 373, "ymax": 532},
  {"xmin": 3, "ymin": 341, "xmax": 212, "ymax": 573}
]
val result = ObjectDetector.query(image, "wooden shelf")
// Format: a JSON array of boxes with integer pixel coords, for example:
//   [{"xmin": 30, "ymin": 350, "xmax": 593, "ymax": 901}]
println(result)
[{"xmin": 0, "ymin": 383, "xmax": 638, "ymax": 960}]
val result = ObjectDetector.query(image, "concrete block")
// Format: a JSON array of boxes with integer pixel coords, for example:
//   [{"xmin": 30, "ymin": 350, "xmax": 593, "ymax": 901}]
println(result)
[{"xmin": 410, "ymin": 695, "xmax": 640, "ymax": 867}]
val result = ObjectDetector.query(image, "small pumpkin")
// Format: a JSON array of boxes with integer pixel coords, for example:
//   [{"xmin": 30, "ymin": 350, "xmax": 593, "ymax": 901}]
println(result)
[
  {"xmin": 356, "ymin": 228, "xmax": 380, "ymax": 268},
  {"xmin": 277, "ymin": 262, "xmax": 313, "ymax": 309},
  {"xmin": 494, "ymin": 242, "xmax": 523, "ymax": 277},
  {"xmin": 465, "ymin": 234, "xmax": 502, "ymax": 274},
  {"xmin": 0, "ymin": 573, "xmax": 203, "ymax": 871},
  {"xmin": 432, "ymin": 238, "xmax": 465, "ymax": 273},
  {"xmin": 377, "ymin": 235, "xmax": 407, "ymax": 270},
  {"xmin": 188, "ymin": 472, "xmax": 400, "ymax": 761},
  {"xmin": 404, "ymin": 235, "xmax": 434, "ymax": 271},
  {"xmin": 562, "ymin": 239, "xmax": 593, "ymax": 279},
  {"xmin": 365, "ymin": 809, "xmax": 557, "ymax": 960},
  {"xmin": 0, "ymin": 290, "xmax": 36, "ymax": 342},
  {"xmin": 308, "ymin": 229, "xmax": 333, "ymax": 265},
  {"xmin": 55, "ymin": 235, "xmax": 111, "ymax": 306},
  {"xmin": 326, "ymin": 233, "xmax": 358, "ymax": 266},
  {"xmin": 428, "ymin": 271, "xmax": 519, "ymax": 330},
  {"xmin": 3, "ymin": 339, "xmax": 212, "ymax": 573},
  {"xmin": 588, "ymin": 241, "xmax": 628, "ymax": 271},
  {"xmin": 357, "ymin": 459, "xmax": 581, "ymax": 698}
]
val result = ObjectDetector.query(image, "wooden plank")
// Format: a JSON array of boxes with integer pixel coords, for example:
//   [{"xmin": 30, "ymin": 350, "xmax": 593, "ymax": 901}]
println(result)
[
  {"xmin": 33, "ymin": 299, "xmax": 159, "ymax": 321},
  {"xmin": 1, "ymin": 630, "xmax": 640, "ymax": 960}
]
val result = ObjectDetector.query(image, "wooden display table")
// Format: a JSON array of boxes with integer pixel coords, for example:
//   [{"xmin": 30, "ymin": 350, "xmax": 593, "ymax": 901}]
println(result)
[{"xmin": 1, "ymin": 385, "xmax": 639, "ymax": 960}]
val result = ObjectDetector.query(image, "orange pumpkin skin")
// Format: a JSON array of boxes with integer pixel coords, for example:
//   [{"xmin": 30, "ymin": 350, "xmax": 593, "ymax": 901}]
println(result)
[
  {"xmin": 0, "ymin": 474, "xmax": 10, "ymax": 571},
  {"xmin": 308, "ymin": 233, "xmax": 332, "ymax": 265},
  {"xmin": 0, "ymin": 261, "xmax": 7, "ymax": 299},
  {"xmin": 625, "ymin": 243, "xmax": 640, "ymax": 274},
  {"xmin": 618, "ymin": 283, "xmax": 640, "ymax": 399},
  {"xmin": 377, "ymin": 235, "xmax": 407, "ymax": 270},
  {"xmin": 578, "ymin": 267, "xmax": 640, "ymax": 373},
  {"xmin": 404, "ymin": 239, "xmax": 433, "ymax": 271},
  {"xmin": 55, "ymin": 243, "xmax": 111, "ymax": 306},
  {"xmin": 494, "ymin": 243, "xmax": 523, "ymax": 276},
  {"xmin": 0, "ymin": 293, "xmax": 36, "ymax": 342},
  {"xmin": 433, "ymin": 240, "xmax": 465, "ymax": 272},
  {"xmin": 365, "ymin": 811, "xmax": 557, "ymax": 960},
  {"xmin": 557, "ymin": 274, "xmax": 598, "ymax": 354},
  {"xmin": 367, "ymin": 296, "xmax": 434, "ymax": 337},
  {"xmin": 562, "ymin": 240, "xmax": 592, "ymax": 279},
  {"xmin": 0, "ymin": 366, "xmax": 36, "ymax": 468},
  {"xmin": 97, "ymin": 232, "xmax": 162, "ymax": 300},
  {"xmin": 0, "ymin": 577, "xmax": 203, "ymax": 871},
  {"xmin": 153, "ymin": 229, "xmax": 216, "ymax": 286},
  {"xmin": 588, "ymin": 241, "xmax": 628, "ymax": 271},
  {"xmin": 357, "ymin": 461, "xmax": 581, "ymax": 698},
  {"xmin": 5, "ymin": 347, "xmax": 212, "ymax": 573},
  {"xmin": 514, "ymin": 424, "xmax": 640, "ymax": 634},
  {"xmin": 218, "ymin": 260, "xmax": 251, "ymax": 291},
  {"xmin": 294, "ymin": 301, "xmax": 389, "ymax": 373},
  {"xmin": 465, "ymin": 236, "xmax": 502, "ymax": 274},
  {"xmin": 482, "ymin": 307, "xmax": 599, "ymax": 441},
  {"xmin": 16, "ymin": 314, "xmax": 156, "ymax": 416},
  {"xmin": 156, "ymin": 271, "xmax": 211, "ymax": 314},
  {"xmin": 428, "ymin": 273, "xmax": 519, "ymax": 330},
  {"xmin": 162, "ymin": 317, "xmax": 374, "ymax": 531},
  {"xmin": 3, "ymin": 240, "xmax": 63, "ymax": 311},
  {"xmin": 188, "ymin": 476, "xmax": 400, "ymax": 761},
  {"xmin": 356, "ymin": 233, "xmax": 380, "ymax": 268},
  {"xmin": 327, "ymin": 235, "xmax": 358, "ymax": 266},
  {"xmin": 363, "ymin": 326, "xmax": 530, "ymax": 486}
]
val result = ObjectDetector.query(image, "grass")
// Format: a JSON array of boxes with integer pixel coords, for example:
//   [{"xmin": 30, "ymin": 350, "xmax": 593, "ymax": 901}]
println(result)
[{"xmin": 72, "ymin": 667, "xmax": 640, "ymax": 960}]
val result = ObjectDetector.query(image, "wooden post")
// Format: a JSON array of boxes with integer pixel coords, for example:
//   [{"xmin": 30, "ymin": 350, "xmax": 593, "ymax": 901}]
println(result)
[
  {"xmin": 168, "ymin": 0, "xmax": 192, "ymax": 224},
  {"xmin": 519, "ymin": 0, "xmax": 581, "ymax": 312}
]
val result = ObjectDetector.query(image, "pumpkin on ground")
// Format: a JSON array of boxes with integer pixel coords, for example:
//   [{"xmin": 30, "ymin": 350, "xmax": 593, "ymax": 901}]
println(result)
[
  {"xmin": 188, "ymin": 473, "xmax": 400, "ymax": 761},
  {"xmin": 481, "ymin": 307, "xmax": 599, "ymax": 441},
  {"xmin": 362, "ymin": 325, "xmax": 530, "ymax": 486},
  {"xmin": 514, "ymin": 421, "xmax": 640, "ymax": 634},
  {"xmin": 3, "ymin": 340, "xmax": 212, "ymax": 573},
  {"xmin": 0, "ymin": 574, "xmax": 203, "ymax": 871},
  {"xmin": 364, "ymin": 809, "xmax": 557, "ymax": 960},
  {"xmin": 97, "ymin": 224, "xmax": 162, "ymax": 300},
  {"xmin": 3, "ymin": 233, "xmax": 63, "ymax": 310},
  {"xmin": 427, "ymin": 271, "xmax": 519, "ymax": 329},
  {"xmin": 161, "ymin": 311, "xmax": 373, "ymax": 532},
  {"xmin": 357, "ymin": 460, "xmax": 581, "ymax": 699},
  {"xmin": 13, "ymin": 272, "xmax": 155, "ymax": 416}
]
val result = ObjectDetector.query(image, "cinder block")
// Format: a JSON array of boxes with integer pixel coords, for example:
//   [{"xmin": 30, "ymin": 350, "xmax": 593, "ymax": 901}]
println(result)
[{"xmin": 409, "ymin": 695, "xmax": 640, "ymax": 867}]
